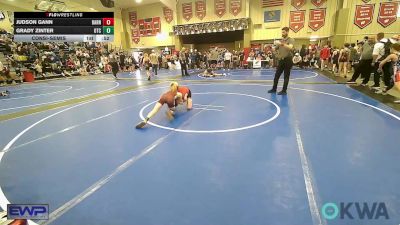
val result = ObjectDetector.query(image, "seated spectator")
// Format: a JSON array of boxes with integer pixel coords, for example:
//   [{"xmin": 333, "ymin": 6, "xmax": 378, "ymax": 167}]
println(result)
[
  {"xmin": 292, "ymin": 53, "xmax": 302, "ymax": 66},
  {"xmin": 67, "ymin": 58, "xmax": 76, "ymax": 71},
  {"xmin": 32, "ymin": 59, "xmax": 45, "ymax": 78},
  {"xmin": 0, "ymin": 63, "xmax": 17, "ymax": 85},
  {"xmin": 79, "ymin": 66, "xmax": 88, "ymax": 76},
  {"xmin": 303, "ymin": 55, "xmax": 310, "ymax": 69}
]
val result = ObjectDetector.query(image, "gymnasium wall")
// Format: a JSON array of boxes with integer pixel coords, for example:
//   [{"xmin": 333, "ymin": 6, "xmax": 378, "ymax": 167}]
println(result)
[
  {"xmin": 193, "ymin": 42, "xmax": 235, "ymax": 52},
  {"xmin": 0, "ymin": 3, "xmax": 26, "ymax": 33},
  {"xmin": 338, "ymin": 0, "xmax": 400, "ymax": 45},
  {"xmin": 113, "ymin": 9, "xmax": 124, "ymax": 50},
  {"xmin": 249, "ymin": 0, "xmax": 338, "ymax": 43},
  {"xmin": 176, "ymin": 0, "xmax": 247, "ymax": 25},
  {"xmin": 121, "ymin": 0, "xmax": 399, "ymax": 49},
  {"xmin": 122, "ymin": 3, "xmax": 176, "ymax": 49}
]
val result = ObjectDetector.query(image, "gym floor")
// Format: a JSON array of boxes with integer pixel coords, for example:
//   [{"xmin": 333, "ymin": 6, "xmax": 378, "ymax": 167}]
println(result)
[{"xmin": 0, "ymin": 69, "xmax": 399, "ymax": 225}]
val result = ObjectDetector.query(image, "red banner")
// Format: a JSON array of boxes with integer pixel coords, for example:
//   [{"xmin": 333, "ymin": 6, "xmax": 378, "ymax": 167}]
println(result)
[
  {"xmin": 354, "ymin": 4, "xmax": 375, "ymax": 29},
  {"xmin": 230, "ymin": 0, "xmax": 242, "ymax": 16},
  {"xmin": 377, "ymin": 2, "xmax": 398, "ymax": 27},
  {"xmin": 289, "ymin": 10, "xmax": 305, "ymax": 33},
  {"xmin": 215, "ymin": 0, "xmax": 226, "ymax": 17},
  {"xmin": 195, "ymin": 0, "xmax": 206, "ymax": 20},
  {"xmin": 132, "ymin": 29, "xmax": 140, "ymax": 44},
  {"xmin": 129, "ymin": 11, "xmax": 137, "ymax": 27},
  {"xmin": 311, "ymin": 0, "xmax": 325, "ymax": 8},
  {"xmin": 309, "ymin": 8, "xmax": 326, "ymax": 31},
  {"xmin": 138, "ymin": 17, "xmax": 161, "ymax": 37},
  {"xmin": 163, "ymin": 7, "xmax": 173, "ymax": 23},
  {"xmin": 291, "ymin": 0, "xmax": 305, "ymax": 10},
  {"xmin": 182, "ymin": 2, "xmax": 193, "ymax": 21}
]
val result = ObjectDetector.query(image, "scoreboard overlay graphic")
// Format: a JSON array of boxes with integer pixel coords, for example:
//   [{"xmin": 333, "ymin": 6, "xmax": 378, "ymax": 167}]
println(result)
[{"xmin": 13, "ymin": 12, "xmax": 114, "ymax": 42}]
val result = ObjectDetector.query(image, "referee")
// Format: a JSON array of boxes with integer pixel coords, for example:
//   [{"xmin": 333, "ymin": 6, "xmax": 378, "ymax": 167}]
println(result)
[{"xmin": 268, "ymin": 27, "xmax": 295, "ymax": 95}]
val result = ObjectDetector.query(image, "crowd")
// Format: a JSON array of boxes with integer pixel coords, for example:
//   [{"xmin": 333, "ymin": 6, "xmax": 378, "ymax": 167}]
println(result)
[
  {"xmin": 1, "ymin": 32, "xmax": 399, "ymax": 102},
  {"xmin": 0, "ymin": 33, "xmax": 112, "ymax": 84}
]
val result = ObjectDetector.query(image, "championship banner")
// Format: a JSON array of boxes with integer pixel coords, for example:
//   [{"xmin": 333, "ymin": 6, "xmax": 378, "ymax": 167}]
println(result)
[
  {"xmin": 377, "ymin": 2, "xmax": 398, "ymax": 27},
  {"xmin": 311, "ymin": 0, "xmax": 325, "ymax": 8},
  {"xmin": 230, "ymin": 0, "xmax": 242, "ymax": 16},
  {"xmin": 309, "ymin": 8, "xmax": 326, "ymax": 31},
  {"xmin": 289, "ymin": 10, "xmax": 305, "ymax": 33},
  {"xmin": 132, "ymin": 28, "xmax": 140, "ymax": 44},
  {"xmin": 129, "ymin": 11, "xmax": 137, "ymax": 27},
  {"xmin": 291, "ymin": 0, "xmax": 306, "ymax": 10},
  {"xmin": 182, "ymin": 2, "xmax": 193, "ymax": 21},
  {"xmin": 215, "ymin": 0, "xmax": 226, "ymax": 18},
  {"xmin": 354, "ymin": 4, "xmax": 375, "ymax": 29},
  {"xmin": 163, "ymin": 7, "xmax": 173, "ymax": 23},
  {"xmin": 195, "ymin": 0, "xmax": 206, "ymax": 20}
]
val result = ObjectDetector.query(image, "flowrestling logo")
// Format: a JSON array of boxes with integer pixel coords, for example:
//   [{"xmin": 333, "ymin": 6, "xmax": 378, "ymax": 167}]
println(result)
[{"xmin": 321, "ymin": 202, "xmax": 389, "ymax": 220}]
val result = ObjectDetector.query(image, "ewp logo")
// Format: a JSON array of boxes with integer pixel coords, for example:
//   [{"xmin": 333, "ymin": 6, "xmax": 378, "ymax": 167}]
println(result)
[
  {"xmin": 321, "ymin": 202, "xmax": 389, "ymax": 220},
  {"xmin": 7, "ymin": 204, "xmax": 49, "ymax": 220}
]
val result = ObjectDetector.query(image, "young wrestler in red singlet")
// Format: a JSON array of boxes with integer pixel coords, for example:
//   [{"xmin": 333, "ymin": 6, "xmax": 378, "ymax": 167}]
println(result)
[{"xmin": 136, "ymin": 82, "xmax": 192, "ymax": 128}]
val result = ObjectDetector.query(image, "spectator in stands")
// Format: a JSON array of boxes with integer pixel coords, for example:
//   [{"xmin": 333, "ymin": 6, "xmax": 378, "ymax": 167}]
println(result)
[
  {"xmin": 119, "ymin": 52, "xmax": 126, "ymax": 72},
  {"xmin": 232, "ymin": 51, "xmax": 239, "ymax": 69},
  {"xmin": 195, "ymin": 50, "xmax": 201, "ymax": 69},
  {"xmin": 348, "ymin": 37, "xmax": 374, "ymax": 85},
  {"xmin": 0, "ymin": 62, "xmax": 17, "ymax": 85},
  {"xmin": 109, "ymin": 58, "xmax": 119, "ymax": 79},
  {"xmin": 310, "ymin": 54, "xmax": 319, "ymax": 69},
  {"xmin": 150, "ymin": 50, "xmax": 159, "ymax": 76},
  {"xmin": 248, "ymin": 50, "xmax": 255, "ymax": 69},
  {"xmin": 302, "ymin": 54, "xmax": 309, "ymax": 69},
  {"xmin": 349, "ymin": 43, "xmax": 357, "ymax": 72},
  {"xmin": 320, "ymin": 45, "xmax": 330, "ymax": 71},
  {"xmin": 159, "ymin": 53, "xmax": 163, "ymax": 70},
  {"xmin": 292, "ymin": 53, "xmax": 302, "ymax": 67},
  {"xmin": 0, "ymin": 60, "xmax": 6, "ymax": 85},
  {"xmin": 32, "ymin": 59, "xmax": 45, "ymax": 79},
  {"xmin": 338, "ymin": 43, "xmax": 350, "ymax": 78},
  {"xmin": 210, "ymin": 47, "xmax": 219, "ymax": 69},
  {"xmin": 239, "ymin": 51, "xmax": 244, "ymax": 68},
  {"xmin": 224, "ymin": 50, "xmax": 232, "ymax": 70},
  {"xmin": 142, "ymin": 53, "xmax": 152, "ymax": 80},
  {"xmin": 368, "ymin": 32, "xmax": 387, "ymax": 90},
  {"xmin": 331, "ymin": 47, "xmax": 340, "ymax": 75},
  {"xmin": 79, "ymin": 66, "xmax": 88, "ymax": 76},
  {"xmin": 315, "ymin": 46, "xmax": 321, "ymax": 68},
  {"xmin": 375, "ymin": 35, "xmax": 399, "ymax": 94}
]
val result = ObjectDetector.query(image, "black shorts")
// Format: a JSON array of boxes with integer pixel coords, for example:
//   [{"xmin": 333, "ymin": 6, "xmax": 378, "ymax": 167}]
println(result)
[
  {"xmin": 187, "ymin": 89, "xmax": 192, "ymax": 98},
  {"xmin": 211, "ymin": 60, "xmax": 217, "ymax": 65}
]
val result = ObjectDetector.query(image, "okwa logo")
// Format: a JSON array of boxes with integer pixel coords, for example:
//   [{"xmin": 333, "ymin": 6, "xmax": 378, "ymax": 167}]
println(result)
[{"xmin": 321, "ymin": 202, "xmax": 389, "ymax": 220}]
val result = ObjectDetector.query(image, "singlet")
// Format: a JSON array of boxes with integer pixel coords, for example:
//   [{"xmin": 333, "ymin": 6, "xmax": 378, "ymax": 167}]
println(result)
[
  {"xmin": 177, "ymin": 86, "xmax": 190, "ymax": 98},
  {"xmin": 158, "ymin": 91, "xmax": 176, "ymax": 108}
]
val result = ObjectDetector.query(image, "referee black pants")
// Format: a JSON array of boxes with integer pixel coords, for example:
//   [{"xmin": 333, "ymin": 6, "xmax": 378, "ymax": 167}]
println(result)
[
  {"xmin": 272, "ymin": 57, "xmax": 293, "ymax": 92},
  {"xmin": 151, "ymin": 64, "xmax": 158, "ymax": 75},
  {"xmin": 180, "ymin": 62, "xmax": 189, "ymax": 76}
]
